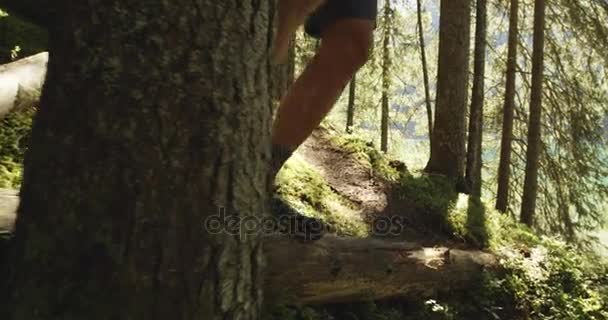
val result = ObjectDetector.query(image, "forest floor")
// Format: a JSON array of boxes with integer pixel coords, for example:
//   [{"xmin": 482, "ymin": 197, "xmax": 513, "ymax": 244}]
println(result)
[
  {"xmin": 275, "ymin": 125, "xmax": 484, "ymax": 248},
  {"xmin": 296, "ymin": 127, "xmax": 391, "ymax": 222}
]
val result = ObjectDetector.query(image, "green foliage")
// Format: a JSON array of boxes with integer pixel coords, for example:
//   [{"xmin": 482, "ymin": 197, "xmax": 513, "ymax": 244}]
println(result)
[
  {"xmin": 464, "ymin": 239, "xmax": 608, "ymax": 320},
  {"xmin": 0, "ymin": 107, "xmax": 35, "ymax": 188}
]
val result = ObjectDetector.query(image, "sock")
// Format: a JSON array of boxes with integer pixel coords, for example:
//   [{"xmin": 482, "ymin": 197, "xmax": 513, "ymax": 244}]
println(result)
[{"xmin": 270, "ymin": 143, "xmax": 295, "ymax": 181}]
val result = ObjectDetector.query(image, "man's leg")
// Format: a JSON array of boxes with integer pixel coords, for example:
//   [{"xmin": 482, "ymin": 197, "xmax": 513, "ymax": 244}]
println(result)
[
  {"xmin": 270, "ymin": 18, "xmax": 375, "ymax": 176},
  {"xmin": 272, "ymin": 0, "xmax": 326, "ymax": 63}
]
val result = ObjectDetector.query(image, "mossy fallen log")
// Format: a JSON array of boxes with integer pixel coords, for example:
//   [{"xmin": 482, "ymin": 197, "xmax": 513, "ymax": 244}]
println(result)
[{"xmin": 0, "ymin": 191, "xmax": 496, "ymax": 305}]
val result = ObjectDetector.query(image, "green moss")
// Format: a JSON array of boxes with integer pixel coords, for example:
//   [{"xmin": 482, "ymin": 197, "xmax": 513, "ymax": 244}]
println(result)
[
  {"xmin": 391, "ymin": 173, "xmax": 459, "ymax": 237},
  {"xmin": 330, "ymin": 133, "xmax": 402, "ymax": 182},
  {"xmin": 275, "ymin": 155, "xmax": 368, "ymax": 237},
  {"xmin": 0, "ymin": 107, "xmax": 35, "ymax": 188}
]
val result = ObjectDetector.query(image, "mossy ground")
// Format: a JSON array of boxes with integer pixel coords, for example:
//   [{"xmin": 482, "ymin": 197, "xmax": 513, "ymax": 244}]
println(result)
[
  {"xmin": 275, "ymin": 155, "xmax": 369, "ymax": 237},
  {"xmin": 330, "ymin": 132, "xmax": 402, "ymax": 182}
]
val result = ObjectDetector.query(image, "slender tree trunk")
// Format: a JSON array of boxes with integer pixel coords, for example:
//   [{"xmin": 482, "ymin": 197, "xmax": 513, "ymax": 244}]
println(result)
[
  {"xmin": 465, "ymin": 0, "xmax": 488, "ymax": 198},
  {"xmin": 3, "ymin": 1, "xmax": 272, "ymax": 319},
  {"xmin": 425, "ymin": 0, "xmax": 471, "ymax": 181},
  {"xmin": 520, "ymin": 0, "xmax": 546, "ymax": 226},
  {"xmin": 416, "ymin": 0, "xmax": 433, "ymax": 147},
  {"xmin": 346, "ymin": 73, "xmax": 357, "ymax": 133},
  {"xmin": 380, "ymin": 0, "xmax": 392, "ymax": 153},
  {"xmin": 496, "ymin": 0, "xmax": 520, "ymax": 213}
]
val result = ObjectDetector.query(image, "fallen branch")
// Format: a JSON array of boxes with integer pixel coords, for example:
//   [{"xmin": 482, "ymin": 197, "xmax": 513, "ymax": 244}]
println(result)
[
  {"xmin": 0, "ymin": 191, "xmax": 497, "ymax": 305},
  {"xmin": 0, "ymin": 52, "xmax": 48, "ymax": 119}
]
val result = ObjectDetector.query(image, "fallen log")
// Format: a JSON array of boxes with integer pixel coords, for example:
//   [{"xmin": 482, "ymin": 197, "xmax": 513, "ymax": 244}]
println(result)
[
  {"xmin": 0, "ymin": 52, "xmax": 47, "ymax": 119},
  {"xmin": 265, "ymin": 235, "xmax": 496, "ymax": 304},
  {"xmin": 0, "ymin": 191, "xmax": 497, "ymax": 305}
]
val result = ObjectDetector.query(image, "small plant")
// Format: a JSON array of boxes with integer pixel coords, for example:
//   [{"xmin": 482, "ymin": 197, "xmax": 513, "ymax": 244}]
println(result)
[{"xmin": 10, "ymin": 45, "xmax": 21, "ymax": 60}]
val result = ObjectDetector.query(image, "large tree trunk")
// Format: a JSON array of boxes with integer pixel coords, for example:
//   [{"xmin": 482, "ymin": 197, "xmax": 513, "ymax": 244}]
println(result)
[
  {"xmin": 346, "ymin": 73, "xmax": 357, "ymax": 133},
  {"xmin": 495, "ymin": 0, "xmax": 520, "ymax": 213},
  {"xmin": 465, "ymin": 0, "xmax": 488, "ymax": 198},
  {"xmin": 2, "ymin": 1, "xmax": 272, "ymax": 319},
  {"xmin": 0, "ymin": 52, "xmax": 47, "ymax": 119},
  {"xmin": 425, "ymin": 0, "xmax": 471, "ymax": 182},
  {"xmin": 520, "ymin": 0, "xmax": 546, "ymax": 226},
  {"xmin": 0, "ymin": 209, "xmax": 497, "ymax": 306},
  {"xmin": 416, "ymin": 0, "xmax": 434, "ymax": 147},
  {"xmin": 380, "ymin": 0, "xmax": 392, "ymax": 153}
]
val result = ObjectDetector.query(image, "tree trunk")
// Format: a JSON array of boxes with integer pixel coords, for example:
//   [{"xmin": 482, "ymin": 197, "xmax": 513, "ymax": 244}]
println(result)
[
  {"xmin": 0, "ymin": 210, "xmax": 497, "ymax": 306},
  {"xmin": 0, "ymin": 52, "xmax": 47, "ymax": 119},
  {"xmin": 3, "ymin": 1, "xmax": 272, "ymax": 319},
  {"xmin": 495, "ymin": 0, "xmax": 520, "ymax": 213},
  {"xmin": 520, "ymin": 0, "xmax": 546, "ymax": 227},
  {"xmin": 380, "ymin": 0, "xmax": 392, "ymax": 153},
  {"xmin": 425, "ymin": 0, "xmax": 471, "ymax": 182},
  {"xmin": 416, "ymin": 0, "xmax": 434, "ymax": 147},
  {"xmin": 465, "ymin": 0, "xmax": 488, "ymax": 198},
  {"xmin": 346, "ymin": 73, "xmax": 357, "ymax": 133}
]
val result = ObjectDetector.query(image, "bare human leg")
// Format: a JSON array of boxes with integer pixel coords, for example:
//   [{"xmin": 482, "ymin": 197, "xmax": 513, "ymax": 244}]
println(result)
[
  {"xmin": 272, "ymin": 19, "xmax": 374, "ymax": 151},
  {"xmin": 269, "ymin": 19, "xmax": 374, "ymax": 241}
]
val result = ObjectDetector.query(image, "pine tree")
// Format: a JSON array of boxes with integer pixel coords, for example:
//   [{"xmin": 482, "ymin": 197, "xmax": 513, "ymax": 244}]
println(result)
[
  {"xmin": 5, "ymin": 1, "xmax": 271, "ymax": 318},
  {"xmin": 520, "ymin": 0, "xmax": 546, "ymax": 227}
]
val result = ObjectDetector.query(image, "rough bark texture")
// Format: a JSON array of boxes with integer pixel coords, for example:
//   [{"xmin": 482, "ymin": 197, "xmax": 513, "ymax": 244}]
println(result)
[
  {"xmin": 0, "ymin": 210, "xmax": 497, "ymax": 306},
  {"xmin": 425, "ymin": 0, "xmax": 471, "ymax": 181},
  {"xmin": 0, "ymin": 52, "xmax": 47, "ymax": 119},
  {"xmin": 346, "ymin": 73, "xmax": 357, "ymax": 133},
  {"xmin": 416, "ymin": 0, "xmax": 433, "ymax": 145},
  {"xmin": 496, "ymin": 0, "xmax": 519, "ymax": 213},
  {"xmin": 380, "ymin": 0, "xmax": 392, "ymax": 153},
  {"xmin": 2, "ymin": 1, "xmax": 272, "ymax": 319},
  {"xmin": 465, "ymin": 0, "xmax": 487, "ymax": 198},
  {"xmin": 520, "ymin": 0, "xmax": 546, "ymax": 226}
]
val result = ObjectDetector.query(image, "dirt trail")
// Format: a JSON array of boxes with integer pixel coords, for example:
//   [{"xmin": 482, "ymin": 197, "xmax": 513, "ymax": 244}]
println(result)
[{"xmin": 295, "ymin": 127, "xmax": 390, "ymax": 220}]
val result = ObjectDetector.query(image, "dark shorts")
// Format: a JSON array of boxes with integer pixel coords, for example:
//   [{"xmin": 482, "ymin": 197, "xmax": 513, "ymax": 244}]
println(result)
[{"xmin": 304, "ymin": 0, "xmax": 378, "ymax": 38}]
